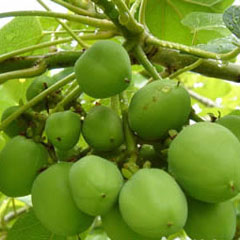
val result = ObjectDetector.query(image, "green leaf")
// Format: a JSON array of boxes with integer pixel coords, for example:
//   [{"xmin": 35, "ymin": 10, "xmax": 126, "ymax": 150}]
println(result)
[
  {"xmin": 223, "ymin": 5, "xmax": 240, "ymax": 39},
  {"xmin": 195, "ymin": 35, "xmax": 237, "ymax": 53},
  {"xmin": 145, "ymin": 0, "xmax": 233, "ymax": 45},
  {"xmin": 7, "ymin": 209, "xmax": 65, "ymax": 240},
  {"xmin": 181, "ymin": 12, "xmax": 229, "ymax": 33},
  {"xmin": 0, "ymin": 17, "xmax": 42, "ymax": 55}
]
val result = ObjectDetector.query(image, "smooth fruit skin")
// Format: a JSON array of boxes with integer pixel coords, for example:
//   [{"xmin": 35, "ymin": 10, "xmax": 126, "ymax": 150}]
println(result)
[
  {"xmin": 168, "ymin": 122, "xmax": 240, "ymax": 203},
  {"xmin": 45, "ymin": 111, "xmax": 81, "ymax": 150},
  {"xmin": 32, "ymin": 162, "xmax": 93, "ymax": 236},
  {"xmin": 0, "ymin": 136, "xmax": 48, "ymax": 197},
  {"xmin": 128, "ymin": 79, "xmax": 191, "ymax": 140},
  {"xmin": 82, "ymin": 106, "xmax": 124, "ymax": 151},
  {"xmin": 185, "ymin": 198, "xmax": 236, "ymax": 240},
  {"xmin": 119, "ymin": 168, "xmax": 188, "ymax": 239},
  {"xmin": 102, "ymin": 205, "xmax": 158, "ymax": 240},
  {"xmin": 1, "ymin": 106, "xmax": 28, "ymax": 137},
  {"xmin": 216, "ymin": 115, "xmax": 240, "ymax": 141},
  {"xmin": 74, "ymin": 40, "xmax": 131, "ymax": 98},
  {"xmin": 69, "ymin": 155, "xmax": 123, "ymax": 216}
]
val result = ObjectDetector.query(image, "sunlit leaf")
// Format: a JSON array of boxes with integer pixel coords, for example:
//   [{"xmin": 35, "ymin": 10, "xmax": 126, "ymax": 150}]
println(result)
[{"xmin": 0, "ymin": 17, "xmax": 42, "ymax": 55}]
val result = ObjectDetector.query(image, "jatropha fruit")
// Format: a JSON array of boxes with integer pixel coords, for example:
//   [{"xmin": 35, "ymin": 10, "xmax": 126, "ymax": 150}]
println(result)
[
  {"xmin": 128, "ymin": 79, "xmax": 191, "ymax": 140},
  {"xmin": 168, "ymin": 122, "xmax": 240, "ymax": 203},
  {"xmin": 74, "ymin": 40, "xmax": 132, "ymax": 98}
]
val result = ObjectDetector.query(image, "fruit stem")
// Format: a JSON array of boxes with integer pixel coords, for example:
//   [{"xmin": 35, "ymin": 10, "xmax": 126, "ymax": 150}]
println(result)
[
  {"xmin": 138, "ymin": 0, "xmax": 147, "ymax": 26},
  {"xmin": 37, "ymin": 0, "xmax": 89, "ymax": 49},
  {"xmin": 189, "ymin": 109, "xmax": 204, "ymax": 122},
  {"xmin": 53, "ymin": 85, "xmax": 83, "ymax": 112},
  {"xmin": 111, "ymin": 95, "xmax": 119, "ymax": 114},
  {"xmin": 134, "ymin": 45, "xmax": 162, "ymax": 80},
  {"xmin": 50, "ymin": 0, "xmax": 106, "ymax": 19},
  {"xmin": 169, "ymin": 59, "xmax": 203, "ymax": 79},
  {"xmin": 0, "ymin": 11, "xmax": 116, "ymax": 31},
  {"xmin": 111, "ymin": 0, "xmax": 144, "ymax": 34},
  {"xmin": 119, "ymin": 92, "xmax": 138, "ymax": 162},
  {"xmin": 0, "ymin": 31, "xmax": 116, "ymax": 63},
  {"xmin": 145, "ymin": 33, "xmax": 240, "ymax": 60},
  {"xmin": 0, "ymin": 60, "xmax": 47, "ymax": 84},
  {"xmin": 0, "ymin": 73, "xmax": 76, "ymax": 131},
  {"xmin": 130, "ymin": 0, "xmax": 141, "ymax": 16}
]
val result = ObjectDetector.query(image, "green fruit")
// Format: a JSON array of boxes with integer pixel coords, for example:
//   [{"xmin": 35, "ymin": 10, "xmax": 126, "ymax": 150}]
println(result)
[
  {"xmin": 26, "ymin": 76, "xmax": 57, "ymax": 110},
  {"xmin": 228, "ymin": 109, "xmax": 240, "ymax": 116},
  {"xmin": 74, "ymin": 40, "xmax": 131, "ymax": 98},
  {"xmin": 216, "ymin": 115, "xmax": 240, "ymax": 141},
  {"xmin": 82, "ymin": 106, "xmax": 124, "ymax": 151},
  {"xmin": 32, "ymin": 162, "xmax": 93, "ymax": 236},
  {"xmin": 0, "ymin": 136, "xmax": 48, "ymax": 197},
  {"xmin": 102, "ymin": 205, "xmax": 157, "ymax": 240},
  {"xmin": 1, "ymin": 106, "xmax": 28, "ymax": 137},
  {"xmin": 69, "ymin": 155, "xmax": 123, "ymax": 216},
  {"xmin": 185, "ymin": 198, "xmax": 236, "ymax": 240},
  {"xmin": 128, "ymin": 79, "xmax": 191, "ymax": 140},
  {"xmin": 45, "ymin": 111, "xmax": 81, "ymax": 150},
  {"xmin": 168, "ymin": 122, "xmax": 240, "ymax": 203},
  {"xmin": 139, "ymin": 144, "xmax": 158, "ymax": 162},
  {"xmin": 119, "ymin": 168, "xmax": 188, "ymax": 239}
]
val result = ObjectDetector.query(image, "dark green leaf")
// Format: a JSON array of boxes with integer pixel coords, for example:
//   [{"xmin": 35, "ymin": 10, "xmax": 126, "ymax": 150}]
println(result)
[{"xmin": 223, "ymin": 5, "xmax": 240, "ymax": 39}]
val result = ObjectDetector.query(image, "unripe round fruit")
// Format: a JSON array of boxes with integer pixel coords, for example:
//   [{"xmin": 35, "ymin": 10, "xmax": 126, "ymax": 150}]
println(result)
[
  {"xmin": 119, "ymin": 168, "xmax": 188, "ymax": 239},
  {"xmin": 168, "ymin": 122, "xmax": 240, "ymax": 203},
  {"xmin": 45, "ymin": 111, "xmax": 81, "ymax": 150},
  {"xmin": 74, "ymin": 40, "xmax": 131, "ymax": 98},
  {"xmin": 82, "ymin": 106, "xmax": 124, "ymax": 151},
  {"xmin": 216, "ymin": 115, "xmax": 240, "ymax": 141},
  {"xmin": 102, "ymin": 205, "xmax": 157, "ymax": 240},
  {"xmin": 0, "ymin": 136, "xmax": 48, "ymax": 197},
  {"xmin": 26, "ymin": 76, "xmax": 57, "ymax": 110},
  {"xmin": 1, "ymin": 106, "xmax": 28, "ymax": 137},
  {"xmin": 185, "ymin": 198, "xmax": 236, "ymax": 240},
  {"xmin": 32, "ymin": 162, "xmax": 93, "ymax": 236},
  {"xmin": 69, "ymin": 155, "xmax": 123, "ymax": 216},
  {"xmin": 128, "ymin": 79, "xmax": 191, "ymax": 140}
]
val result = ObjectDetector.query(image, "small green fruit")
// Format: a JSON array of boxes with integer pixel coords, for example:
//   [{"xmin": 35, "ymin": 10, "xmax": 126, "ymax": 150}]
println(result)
[
  {"xmin": 74, "ymin": 40, "xmax": 131, "ymax": 98},
  {"xmin": 69, "ymin": 155, "xmax": 123, "ymax": 216},
  {"xmin": 102, "ymin": 205, "xmax": 157, "ymax": 240},
  {"xmin": 32, "ymin": 162, "xmax": 93, "ymax": 236},
  {"xmin": 119, "ymin": 168, "xmax": 188, "ymax": 239},
  {"xmin": 216, "ymin": 115, "xmax": 240, "ymax": 141},
  {"xmin": 168, "ymin": 122, "xmax": 240, "ymax": 203},
  {"xmin": 82, "ymin": 106, "xmax": 124, "ymax": 151},
  {"xmin": 185, "ymin": 198, "xmax": 236, "ymax": 240},
  {"xmin": 128, "ymin": 79, "xmax": 191, "ymax": 140},
  {"xmin": 45, "ymin": 111, "xmax": 81, "ymax": 150},
  {"xmin": 26, "ymin": 76, "xmax": 57, "ymax": 111},
  {"xmin": 0, "ymin": 136, "xmax": 48, "ymax": 197},
  {"xmin": 1, "ymin": 106, "xmax": 28, "ymax": 137}
]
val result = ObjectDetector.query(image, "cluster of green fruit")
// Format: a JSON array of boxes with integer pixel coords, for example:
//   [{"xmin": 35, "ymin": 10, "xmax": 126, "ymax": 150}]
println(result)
[{"xmin": 0, "ymin": 40, "xmax": 239, "ymax": 240}]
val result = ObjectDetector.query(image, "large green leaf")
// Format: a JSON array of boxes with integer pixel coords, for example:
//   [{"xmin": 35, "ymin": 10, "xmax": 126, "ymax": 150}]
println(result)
[
  {"xmin": 0, "ymin": 17, "xmax": 42, "ymax": 55},
  {"xmin": 7, "ymin": 209, "xmax": 65, "ymax": 240},
  {"xmin": 145, "ymin": 0, "xmax": 234, "ymax": 45}
]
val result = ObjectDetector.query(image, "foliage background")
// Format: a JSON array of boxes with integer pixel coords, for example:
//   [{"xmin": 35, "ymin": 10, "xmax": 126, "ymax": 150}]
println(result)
[{"xmin": 1, "ymin": 0, "xmax": 240, "ymax": 239}]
